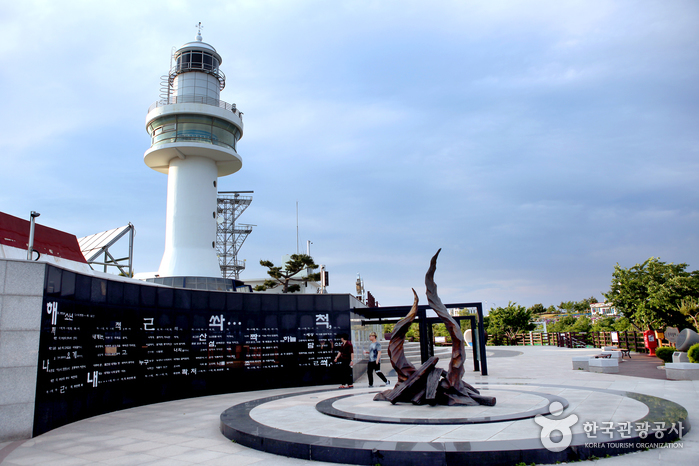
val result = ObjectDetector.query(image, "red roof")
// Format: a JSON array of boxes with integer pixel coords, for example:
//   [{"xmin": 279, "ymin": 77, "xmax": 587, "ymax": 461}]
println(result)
[{"xmin": 0, "ymin": 211, "xmax": 87, "ymax": 263}]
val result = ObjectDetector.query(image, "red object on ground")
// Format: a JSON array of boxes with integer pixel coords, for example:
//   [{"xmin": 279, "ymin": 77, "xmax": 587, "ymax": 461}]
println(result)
[
  {"xmin": 0, "ymin": 211, "xmax": 87, "ymax": 263},
  {"xmin": 643, "ymin": 329, "xmax": 658, "ymax": 356}
]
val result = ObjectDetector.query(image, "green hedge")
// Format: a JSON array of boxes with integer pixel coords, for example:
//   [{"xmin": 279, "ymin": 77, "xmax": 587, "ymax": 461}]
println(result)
[
  {"xmin": 688, "ymin": 343, "xmax": 699, "ymax": 363},
  {"xmin": 655, "ymin": 347, "xmax": 675, "ymax": 363}
]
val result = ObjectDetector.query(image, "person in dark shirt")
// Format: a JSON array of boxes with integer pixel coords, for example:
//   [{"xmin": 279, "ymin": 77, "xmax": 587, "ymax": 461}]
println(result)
[{"xmin": 334, "ymin": 333, "xmax": 354, "ymax": 388}]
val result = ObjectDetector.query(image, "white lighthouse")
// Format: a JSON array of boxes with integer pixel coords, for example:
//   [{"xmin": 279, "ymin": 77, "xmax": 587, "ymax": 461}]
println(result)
[{"xmin": 144, "ymin": 27, "xmax": 243, "ymax": 284}]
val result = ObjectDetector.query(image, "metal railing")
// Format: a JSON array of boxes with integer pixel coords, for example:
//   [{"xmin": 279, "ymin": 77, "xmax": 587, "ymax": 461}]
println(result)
[
  {"xmin": 169, "ymin": 63, "xmax": 226, "ymax": 90},
  {"xmin": 148, "ymin": 95, "xmax": 243, "ymax": 119},
  {"xmin": 487, "ymin": 331, "xmax": 649, "ymax": 353}
]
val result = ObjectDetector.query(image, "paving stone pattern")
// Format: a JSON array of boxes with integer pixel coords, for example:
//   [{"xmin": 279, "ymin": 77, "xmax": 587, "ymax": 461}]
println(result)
[{"xmin": 1, "ymin": 346, "xmax": 697, "ymax": 465}]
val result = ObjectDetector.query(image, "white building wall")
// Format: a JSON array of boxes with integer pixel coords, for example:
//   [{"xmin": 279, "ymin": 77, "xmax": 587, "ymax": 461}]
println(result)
[
  {"xmin": 590, "ymin": 302, "xmax": 618, "ymax": 316},
  {"xmin": 174, "ymin": 72, "xmax": 220, "ymax": 101},
  {"xmin": 158, "ymin": 155, "xmax": 221, "ymax": 277}
]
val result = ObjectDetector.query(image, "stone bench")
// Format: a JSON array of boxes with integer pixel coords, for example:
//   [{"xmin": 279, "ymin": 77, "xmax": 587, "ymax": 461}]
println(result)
[
  {"xmin": 572, "ymin": 356, "xmax": 590, "ymax": 371},
  {"xmin": 665, "ymin": 363, "xmax": 699, "ymax": 380},
  {"xmin": 599, "ymin": 348, "xmax": 631, "ymax": 359},
  {"xmin": 589, "ymin": 358, "xmax": 619, "ymax": 373},
  {"xmin": 599, "ymin": 351, "xmax": 623, "ymax": 361}
]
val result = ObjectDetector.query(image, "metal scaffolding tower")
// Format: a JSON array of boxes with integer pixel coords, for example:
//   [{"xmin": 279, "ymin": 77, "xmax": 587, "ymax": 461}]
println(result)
[{"xmin": 216, "ymin": 191, "xmax": 254, "ymax": 279}]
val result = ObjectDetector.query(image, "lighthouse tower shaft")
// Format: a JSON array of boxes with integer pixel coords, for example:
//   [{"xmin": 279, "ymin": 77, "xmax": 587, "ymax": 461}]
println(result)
[{"xmin": 144, "ymin": 32, "xmax": 243, "ymax": 279}]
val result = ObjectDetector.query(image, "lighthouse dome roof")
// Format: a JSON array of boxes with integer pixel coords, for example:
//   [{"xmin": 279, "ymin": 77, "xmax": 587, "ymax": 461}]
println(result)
[{"xmin": 175, "ymin": 40, "xmax": 223, "ymax": 64}]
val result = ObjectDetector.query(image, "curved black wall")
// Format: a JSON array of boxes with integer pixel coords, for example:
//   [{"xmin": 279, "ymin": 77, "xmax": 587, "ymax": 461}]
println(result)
[{"xmin": 35, "ymin": 265, "xmax": 354, "ymax": 436}]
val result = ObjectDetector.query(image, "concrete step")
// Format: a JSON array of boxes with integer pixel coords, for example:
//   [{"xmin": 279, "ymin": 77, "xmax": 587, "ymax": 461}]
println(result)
[{"xmin": 373, "ymin": 341, "xmax": 454, "ymax": 367}]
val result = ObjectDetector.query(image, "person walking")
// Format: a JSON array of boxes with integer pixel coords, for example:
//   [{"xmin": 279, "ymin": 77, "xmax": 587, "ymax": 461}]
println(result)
[
  {"xmin": 334, "ymin": 333, "xmax": 354, "ymax": 388},
  {"xmin": 367, "ymin": 332, "xmax": 390, "ymax": 387}
]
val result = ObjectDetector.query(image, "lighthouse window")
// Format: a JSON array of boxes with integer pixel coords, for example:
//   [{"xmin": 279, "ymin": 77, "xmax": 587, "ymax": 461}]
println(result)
[
  {"xmin": 212, "ymin": 119, "xmax": 240, "ymax": 149},
  {"xmin": 148, "ymin": 115, "xmax": 176, "ymax": 134},
  {"xmin": 149, "ymin": 114, "xmax": 240, "ymax": 151},
  {"xmin": 148, "ymin": 115, "xmax": 177, "ymax": 145},
  {"xmin": 203, "ymin": 54, "xmax": 213, "ymax": 70},
  {"xmin": 175, "ymin": 51, "xmax": 220, "ymax": 74},
  {"xmin": 176, "ymin": 115, "xmax": 211, "ymax": 142},
  {"xmin": 177, "ymin": 53, "xmax": 190, "ymax": 70}
]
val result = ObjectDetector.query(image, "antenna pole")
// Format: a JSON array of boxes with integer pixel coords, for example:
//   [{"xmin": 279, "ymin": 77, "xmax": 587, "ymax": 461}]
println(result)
[
  {"xmin": 296, "ymin": 201, "xmax": 299, "ymax": 254},
  {"xmin": 27, "ymin": 211, "xmax": 40, "ymax": 260}
]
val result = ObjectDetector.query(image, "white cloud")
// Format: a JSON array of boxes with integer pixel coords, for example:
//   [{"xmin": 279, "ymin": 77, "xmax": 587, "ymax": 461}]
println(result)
[{"xmin": 2, "ymin": 0, "xmax": 698, "ymax": 307}]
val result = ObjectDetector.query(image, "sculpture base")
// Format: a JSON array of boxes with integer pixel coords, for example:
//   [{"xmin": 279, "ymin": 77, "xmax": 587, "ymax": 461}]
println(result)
[
  {"xmin": 220, "ymin": 382, "xmax": 689, "ymax": 466},
  {"xmin": 373, "ymin": 356, "xmax": 496, "ymax": 406}
]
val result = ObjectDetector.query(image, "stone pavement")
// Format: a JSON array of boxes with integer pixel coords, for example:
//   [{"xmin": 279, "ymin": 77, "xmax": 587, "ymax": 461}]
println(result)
[{"xmin": 1, "ymin": 346, "xmax": 697, "ymax": 465}]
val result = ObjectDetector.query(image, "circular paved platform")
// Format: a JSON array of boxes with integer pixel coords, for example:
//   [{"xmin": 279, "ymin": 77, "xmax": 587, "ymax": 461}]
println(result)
[
  {"xmin": 316, "ymin": 388, "xmax": 568, "ymax": 424},
  {"xmin": 220, "ymin": 382, "xmax": 690, "ymax": 466}
]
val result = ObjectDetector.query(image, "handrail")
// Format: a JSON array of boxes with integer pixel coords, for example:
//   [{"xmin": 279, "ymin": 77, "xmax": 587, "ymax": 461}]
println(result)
[
  {"xmin": 169, "ymin": 64, "xmax": 226, "ymax": 90},
  {"xmin": 488, "ymin": 330, "xmax": 650, "ymax": 352},
  {"xmin": 148, "ymin": 96, "xmax": 243, "ymax": 120}
]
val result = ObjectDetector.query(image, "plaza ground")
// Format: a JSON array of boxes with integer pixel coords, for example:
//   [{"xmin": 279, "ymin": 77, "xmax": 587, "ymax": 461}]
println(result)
[{"xmin": 1, "ymin": 345, "xmax": 697, "ymax": 465}]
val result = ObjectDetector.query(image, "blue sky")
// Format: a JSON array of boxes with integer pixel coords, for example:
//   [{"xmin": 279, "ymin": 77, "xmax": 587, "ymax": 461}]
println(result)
[{"xmin": 2, "ymin": 0, "xmax": 698, "ymax": 309}]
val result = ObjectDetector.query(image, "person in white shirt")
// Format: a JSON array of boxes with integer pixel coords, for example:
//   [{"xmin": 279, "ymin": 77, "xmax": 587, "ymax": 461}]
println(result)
[{"xmin": 367, "ymin": 332, "xmax": 390, "ymax": 387}]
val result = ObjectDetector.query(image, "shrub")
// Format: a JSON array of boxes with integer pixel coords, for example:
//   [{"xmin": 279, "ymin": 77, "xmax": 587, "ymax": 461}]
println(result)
[
  {"xmin": 655, "ymin": 347, "xmax": 675, "ymax": 363},
  {"xmin": 688, "ymin": 343, "xmax": 699, "ymax": 363}
]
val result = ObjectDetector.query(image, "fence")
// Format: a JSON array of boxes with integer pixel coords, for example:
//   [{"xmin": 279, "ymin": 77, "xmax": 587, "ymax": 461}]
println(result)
[{"xmin": 488, "ymin": 331, "xmax": 649, "ymax": 353}]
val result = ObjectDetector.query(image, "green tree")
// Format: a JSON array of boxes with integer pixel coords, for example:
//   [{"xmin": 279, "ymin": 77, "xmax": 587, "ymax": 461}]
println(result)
[
  {"xmin": 254, "ymin": 254, "xmax": 321, "ymax": 293},
  {"xmin": 557, "ymin": 297, "xmax": 598, "ymax": 314},
  {"xmin": 457, "ymin": 309, "xmax": 472, "ymax": 334},
  {"xmin": 383, "ymin": 323, "xmax": 393, "ymax": 335},
  {"xmin": 678, "ymin": 297, "xmax": 699, "ymax": 332},
  {"xmin": 558, "ymin": 296, "xmax": 597, "ymax": 314},
  {"xmin": 558, "ymin": 301, "xmax": 576, "ymax": 313},
  {"xmin": 383, "ymin": 322, "xmax": 421, "ymax": 341},
  {"xmin": 603, "ymin": 257, "xmax": 699, "ymax": 330},
  {"xmin": 613, "ymin": 317, "xmax": 633, "ymax": 332},
  {"xmin": 528, "ymin": 303, "xmax": 547, "ymax": 315},
  {"xmin": 590, "ymin": 316, "xmax": 633, "ymax": 332},
  {"xmin": 486, "ymin": 302, "xmax": 535, "ymax": 344},
  {"xmin": 548, "ymin": 315, "xmax": 578, "ymax": 332},
  {"xmin": 432, "ymin": 323, "xmax": 450, "ymax": 343},
  {"xmin": 570, "ymin": 316, "xmax": 591, "ymax": 333},
  {"xmin": 590, "ymin": 316, "xmax": 617, "ymax": 332},
  {"xmin": 574, "ymin": 296, "xmax": 598, "ymax": 313}
]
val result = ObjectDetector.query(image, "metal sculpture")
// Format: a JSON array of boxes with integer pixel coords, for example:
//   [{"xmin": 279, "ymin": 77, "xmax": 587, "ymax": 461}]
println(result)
[
  {"xmin": 374, "ymin": 249, "xmax": 496, "ymax": 406},
  {"xmin": 387, "ymin": 288, "xmax": 419, "ymax": 383}
]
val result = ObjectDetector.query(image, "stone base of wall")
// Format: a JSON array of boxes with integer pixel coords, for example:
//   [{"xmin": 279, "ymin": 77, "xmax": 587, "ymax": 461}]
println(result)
[{"xmin": 0, "ymin": 260, "xmax": 45, "ymax": 441}]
